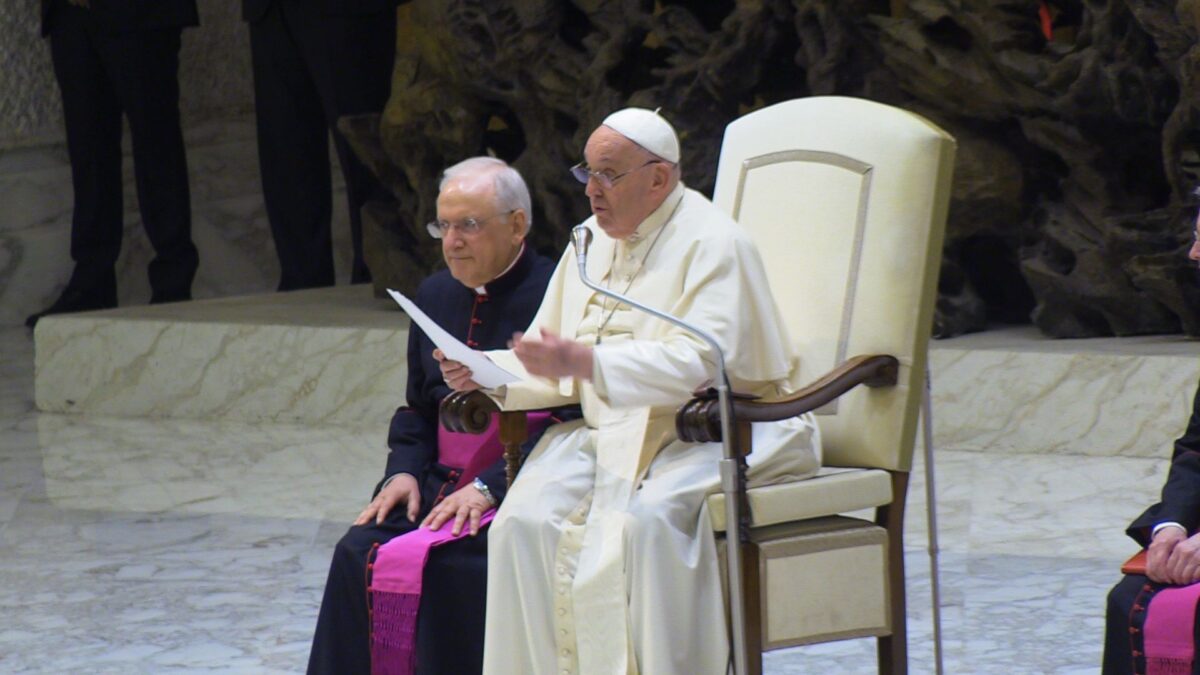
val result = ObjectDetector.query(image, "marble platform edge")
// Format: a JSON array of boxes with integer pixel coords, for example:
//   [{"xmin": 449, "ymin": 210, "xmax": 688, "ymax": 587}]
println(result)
[
  {"xmin": 31, "ymin": 284, "xmax": 407, "ymax": 329},
  {"xmin": 929, "ymin": 346, "xmax": 1199, "ymax": 459},
  {"xmin": 930, "ymin": 324, "xmax": 1200, "ymax": 356},
  {"xmin": 34, "ymin": 286, "xmax": 411, "ymax": 427},
  {"xmin": 31, "ymin": 286, "xmax": 1200, "ymax": 457}
]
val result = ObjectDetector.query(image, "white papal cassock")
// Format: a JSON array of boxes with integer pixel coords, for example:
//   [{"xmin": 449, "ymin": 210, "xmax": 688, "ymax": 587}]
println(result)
[{"xmin": 482, "ymin": 183, "xmax": 821, "ymax": 675}]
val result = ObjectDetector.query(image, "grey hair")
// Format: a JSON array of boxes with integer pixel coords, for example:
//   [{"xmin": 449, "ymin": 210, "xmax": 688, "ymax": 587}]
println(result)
[{"xmin": 439, "ymin": 156, "xmax": 533, "ymax": 233}]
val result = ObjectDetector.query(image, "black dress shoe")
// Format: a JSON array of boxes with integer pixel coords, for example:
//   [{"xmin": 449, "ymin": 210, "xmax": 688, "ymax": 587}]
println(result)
[
  {"xmin": 149, "ymin": 291, "xmax": 192, "ymax": 305},
  {"xmin": 25, "ymin": 286, "xmax": 118, "ymax": 328}
]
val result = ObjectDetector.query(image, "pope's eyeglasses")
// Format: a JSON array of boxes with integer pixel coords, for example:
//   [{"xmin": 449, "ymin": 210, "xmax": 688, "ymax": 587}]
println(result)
[{"xmin": 569, "ymin": 160, "xmax": 662, "ymax": 190}]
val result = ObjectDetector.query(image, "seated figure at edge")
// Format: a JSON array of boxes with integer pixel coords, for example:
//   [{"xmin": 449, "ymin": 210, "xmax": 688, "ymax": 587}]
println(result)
[
  {"xmin": 307, "ymin": 156, "xmax": 574, "ymax": 675},
  {"xmin": 1104, "ymin": 213, "xmax": 1200, "ymax": 675},
  {"xmin": 437, "ymin": 108, "xmax": 823, "ymax": 674}
]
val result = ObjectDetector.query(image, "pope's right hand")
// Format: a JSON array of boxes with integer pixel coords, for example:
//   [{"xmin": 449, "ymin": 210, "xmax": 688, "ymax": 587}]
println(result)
[
  {"xmin": 434, "ymin": 348, "xmax": 481, "ymax": 391},
  {"xmin": 354, "ymin": 473, "xmax": 420, "ymax": 525}
]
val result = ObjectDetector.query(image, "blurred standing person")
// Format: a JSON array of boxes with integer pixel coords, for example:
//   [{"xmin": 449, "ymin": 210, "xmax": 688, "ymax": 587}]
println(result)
[
  {"xmin": 243, "ymin": 0, "xmax": 398, "ymax": 290},
  {"xmin": 28, "ymin": 0, "xmax": 200, "ymax": 328}
]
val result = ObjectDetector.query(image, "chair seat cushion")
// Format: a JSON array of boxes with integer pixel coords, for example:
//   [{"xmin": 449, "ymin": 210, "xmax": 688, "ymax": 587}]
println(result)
[{"xmin": 707, "ymin": 467, "xmax": 893, "ymax": 532}]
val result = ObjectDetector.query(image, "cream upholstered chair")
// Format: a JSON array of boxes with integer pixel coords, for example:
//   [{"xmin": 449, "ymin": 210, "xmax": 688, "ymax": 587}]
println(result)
[
  {"xmin": 442, "ymin": 95, "xmax": 955, "ymax": 675},
  {"xmin": 674, "ymin": 96, "xmax": 955, "ymax": 674}
]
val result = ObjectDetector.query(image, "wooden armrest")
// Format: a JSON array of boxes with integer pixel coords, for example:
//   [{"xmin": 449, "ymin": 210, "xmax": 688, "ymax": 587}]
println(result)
[
  {"xmin": 440, "ymin": 390, "xmax": 501, "ymax": 434},
  {"xmin": 676, "ymin": 354, "xmax": 900, "ymax": 443},
  {"xmin": 439, "ymin": 390, "xmax": 531, "ymax": 488},
  {"xmin": 1121, "ymin": 549, "xmax": 1147, "ymax": 576}
]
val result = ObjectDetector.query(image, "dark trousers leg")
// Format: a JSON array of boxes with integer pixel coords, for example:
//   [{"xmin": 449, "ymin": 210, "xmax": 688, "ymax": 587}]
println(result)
[
  {"xmin": 310, "ymin": 7, "xmax": 395, "ymax": 285},
  {"xmin": 49, "ymin": 7, "xmax": 123, "ymax": 299},
  {"xmin": 94, "ymin": 27, "xmax": 197, "ymax": 302},
  {"xmin": 249, "ymin": 1, "xmax": 394, "ymax": 290},
  {"xmin": 416, "ymin": 532, "xmax": 488, "ymax": 674},
  {"xmin": 249, "ymin": 2, "xmax": 336, "ymax": 291}
]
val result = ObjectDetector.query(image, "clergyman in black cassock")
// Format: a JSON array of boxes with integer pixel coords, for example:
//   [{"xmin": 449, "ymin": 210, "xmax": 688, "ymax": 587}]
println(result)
[
  {"xmin": 308, "ymin": 158, "xmax": 569, "ymax": 674},
  {"xmin": 1103, "ymin": 229, "xmax": 1200, "ymax": 675},
  {"xmin": 1104, "ymin": 379, "xmax": 1200, "ymax": 674},
  {"xmin": 1099, "ymin": 379, "xmax": 1200, "ymax": 672},
  {"xmin": 29, "ymin": 0, "xmax": 200, "ymax": 327}
]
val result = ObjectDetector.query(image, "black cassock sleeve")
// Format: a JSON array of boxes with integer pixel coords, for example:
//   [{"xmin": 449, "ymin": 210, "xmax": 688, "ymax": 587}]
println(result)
[
  {"xmin": 1127, "ymin": 378, "xmax": 1200, "ymax": 546},
  {"xmin": 375, "ymin": 310, "xmax": 443, "ymax": 496}
]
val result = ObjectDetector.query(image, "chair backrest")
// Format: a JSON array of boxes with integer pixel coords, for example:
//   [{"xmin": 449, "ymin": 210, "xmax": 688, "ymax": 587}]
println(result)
[{"xmin": 713, "ymin": 96, "xmax": 955, "ymax": 472}]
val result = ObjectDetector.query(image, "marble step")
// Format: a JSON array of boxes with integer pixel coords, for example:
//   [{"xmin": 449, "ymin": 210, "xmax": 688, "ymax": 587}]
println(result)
[
  {"xmin": 34, "ymin": 284, "xmax": 410, "ymax": 428},
  {"xmin": 930, "ymin": 328, "xmax": 1198, "ymax": 459},
  {"xmin": 33, "ymin": 286, "xmax": 1200, "ymax": 457}
]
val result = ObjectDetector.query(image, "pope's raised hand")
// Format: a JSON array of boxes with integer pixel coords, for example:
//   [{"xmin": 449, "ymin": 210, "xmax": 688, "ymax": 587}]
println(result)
[{"xmin": 511, "ymin": 328, "xmax": 593, "ymax": 381}]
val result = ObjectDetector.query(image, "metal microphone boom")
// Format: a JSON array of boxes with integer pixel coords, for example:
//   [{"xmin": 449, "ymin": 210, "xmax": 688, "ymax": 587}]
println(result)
[{"xmin": 569, "ymin": 224, "xmax": 753, "ymax": 675}]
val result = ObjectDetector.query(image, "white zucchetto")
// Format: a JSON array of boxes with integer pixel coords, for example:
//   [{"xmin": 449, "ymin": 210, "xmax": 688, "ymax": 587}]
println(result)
[{"xmin": 601, "ymin": 108, "xmax": 680, "ymax": 164}]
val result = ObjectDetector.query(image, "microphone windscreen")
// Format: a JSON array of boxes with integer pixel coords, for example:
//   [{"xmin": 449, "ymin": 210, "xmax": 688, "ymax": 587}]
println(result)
[{"xmin": 571, "ymin": 225, "xmax": 593, "ymax": 257}]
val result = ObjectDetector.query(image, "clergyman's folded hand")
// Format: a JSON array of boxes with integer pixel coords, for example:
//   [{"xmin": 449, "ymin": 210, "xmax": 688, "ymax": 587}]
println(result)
[
  {"xmin": 1146, "ymin": 526, "xmax": 1200, "ymax": 585},
  {"xmin": 421, "ymin": 485, "xmax": 493, "ymax": 537},
  {"xmin": 354, "ymin": 473, "xmax": 421, "ymax": 526}
]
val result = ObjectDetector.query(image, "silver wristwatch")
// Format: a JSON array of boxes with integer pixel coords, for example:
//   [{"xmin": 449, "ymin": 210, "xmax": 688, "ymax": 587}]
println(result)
[{"xmin": 472, "ymin": 477, "xmax": 498, "ymax": 506}]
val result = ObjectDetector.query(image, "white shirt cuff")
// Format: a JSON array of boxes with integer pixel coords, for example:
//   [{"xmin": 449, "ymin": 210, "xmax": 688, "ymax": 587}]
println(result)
[{"xmin": 1152, "ymin": 522, "xmax": 1187, "ymax": 538}]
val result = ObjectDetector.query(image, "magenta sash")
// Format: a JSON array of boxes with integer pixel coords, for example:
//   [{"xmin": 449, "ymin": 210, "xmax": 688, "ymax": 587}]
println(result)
[
  {"xmin": 368, "ymin": 411, "xmax": 553, "ymax": 675},
  {"xmin": 1144, "ymin": 582, "xmax": 1200, "ymax": 675}
]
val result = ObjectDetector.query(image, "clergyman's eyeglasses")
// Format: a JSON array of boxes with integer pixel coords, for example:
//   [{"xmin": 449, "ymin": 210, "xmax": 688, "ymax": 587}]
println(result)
[{"xmin": 426, "ymin": 210, "xmax": 516, "ymax": 239}]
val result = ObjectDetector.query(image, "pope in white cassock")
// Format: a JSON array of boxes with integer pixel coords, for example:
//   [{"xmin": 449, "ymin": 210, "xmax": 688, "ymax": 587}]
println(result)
[{"xmin": 436, "ymin": 108, "xmax": 822, "ymax": 674}]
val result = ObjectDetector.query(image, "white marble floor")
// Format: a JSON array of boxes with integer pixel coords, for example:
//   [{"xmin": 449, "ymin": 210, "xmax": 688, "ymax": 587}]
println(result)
[{"xmin": 0, "ymin": 325, "xmax": 1175, "ymax": 673}]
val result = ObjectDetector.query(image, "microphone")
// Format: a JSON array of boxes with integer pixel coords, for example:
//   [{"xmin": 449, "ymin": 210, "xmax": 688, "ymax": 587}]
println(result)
[
  {"xmin": 571, "ymin": 224, "xmax": 592, "ymax": 276},
  {"xmin": 568, "ymin": 220, "xmax": 751, "ymax": 673}
]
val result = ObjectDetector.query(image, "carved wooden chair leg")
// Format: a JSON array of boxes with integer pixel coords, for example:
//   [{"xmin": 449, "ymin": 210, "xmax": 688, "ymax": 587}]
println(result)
[{"xmin": 498, "ymin": 411, "xmax": 529, "ymax": 489}]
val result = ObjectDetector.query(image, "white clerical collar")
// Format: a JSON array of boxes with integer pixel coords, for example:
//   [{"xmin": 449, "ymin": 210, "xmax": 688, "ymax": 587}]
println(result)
[
  {"xmin": 626, "ymin": 182, "xmax": 685, "ymax": 244},
  {"xmin": 474, "ymin": 242, "xmax": 526, "ymax": 295}
]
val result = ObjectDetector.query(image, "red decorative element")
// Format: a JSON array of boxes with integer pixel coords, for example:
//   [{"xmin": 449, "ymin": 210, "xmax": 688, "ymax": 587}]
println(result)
[
  {"xmin": 431, "ymin": 469, "xmax": 461, "ymax": 505},
  {"xmin": 466, "ymin": 297, "xmax": 485, "ymax": 349},
  {"xmin": 1038, "ymin": 2, "xmax": 1054, "ymax": 41}
]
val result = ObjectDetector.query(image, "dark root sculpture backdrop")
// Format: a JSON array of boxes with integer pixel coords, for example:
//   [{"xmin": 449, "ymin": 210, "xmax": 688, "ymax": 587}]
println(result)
[{"xmin": 339, "ymin": 0, "xmax": 1200, "ymax": 339}]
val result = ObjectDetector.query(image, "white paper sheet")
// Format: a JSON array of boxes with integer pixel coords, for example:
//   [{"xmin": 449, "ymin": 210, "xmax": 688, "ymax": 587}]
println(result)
[{"xmin": 386, "ymin": 288, "xmax": 520, "ymax": 389}]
